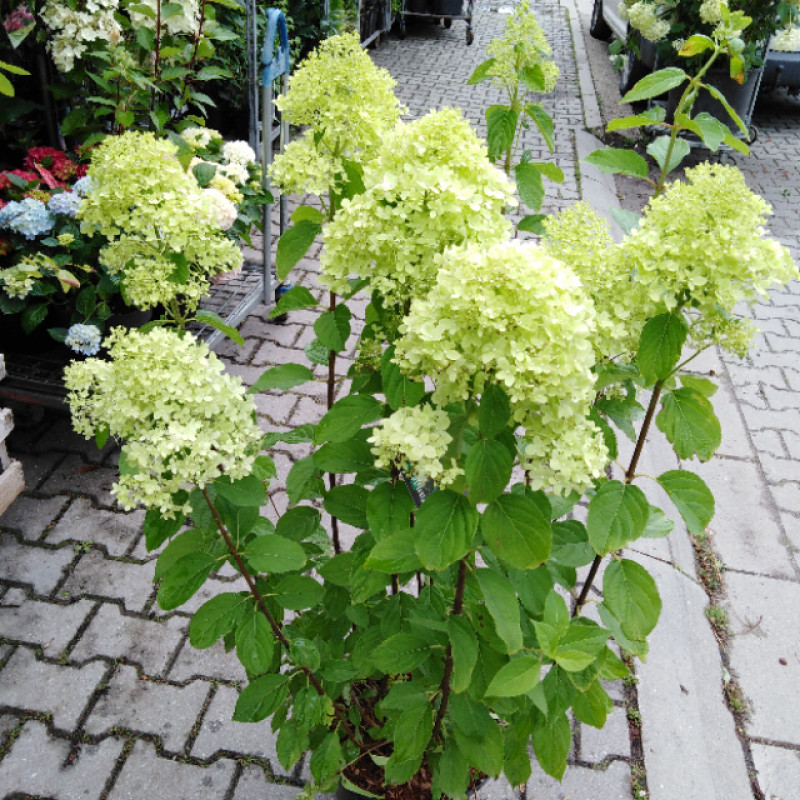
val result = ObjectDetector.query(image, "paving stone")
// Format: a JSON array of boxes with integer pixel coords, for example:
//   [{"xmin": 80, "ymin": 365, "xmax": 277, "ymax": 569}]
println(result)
[
  {"xmin": 168, "ymin": 638, "xmax": 246, "ymax": 685},
  {"xmin": 0, "ymin": 588, "xmax": 93, "ymax": 653},
  {"xmin": 38, "ymin": 455, "xmax": 120, "ymax": 507},
  {"xmin": 191, "ymin": 684, "xmax": 285, "ymax": 772},
  {"xmin": 70, "ymin": 603, "xmax": 187, "ymax": 677},
  {"xmin": 85, "ymin": 664, "xmax": 210, "ymax": 753},
  {"xmin": 108, "ymin": 738, "xmax": 236, "ymax": 800},
  {"xmin": 289, "ymin": 395, "xmax": 326, "ymax": 427},
  {"xmin": 751, "ymin": 743, "xmax": 800, "ymax": 800},
  {"xmin": 0, "ymin": 646, "xmax": 107, "ymax": 730},
  {"xmin": 473, "ymin": 775, "xmax": 521, "ymax": 799},
  {"xmin": 753, "ymin": 429, "xmax": 789, "ymax": 459},
  {"xmin": 60, "ymin": 550, "xmax": 156, "ymax": 613},
  {"xmin": 0, "ymin": 711, "xmax": 20, "ymax": 743},
  {"xmin": 526, "ymin": 760, "xmax": 631, "ymax": 800},
  {"xmin": 0, "ymin": 494, "xmax": 70, "ymax": 540},
  {"xmin": 767, "ymin": 481, "xmax": 800, "ymax": 515},
  {"xmin": 0, "ymin": 720, "xmax": 123, "ymax": 800},
  {"xmin": 254, "ymin": 391, "xmax": 300, "ymax": 427},
  {"xmin": 710, "ymin": 377, "xmax": 757, "ymax": 460},
  {"xmin": 232, "ymin": 766, "xmax": 303, "ymax": 800},
  {"xmin": 579, "ymin": 705, "xmax": 630, "ymax": 764},
  {"xmin": 724, "ymin": 571, "xmax": 800, "ymax": 746},
  {"xmin": 759, "ymin": 454, "xmax": 800, "ymax": 485},
  {"xmin": 691, "ymin": 458, "xmax": 795, "ymax": 578},
  {"xmin": 46, "ymin": 497, "xmax": 145, "ymax": 557},
  {"xmin": 0, "ymin": 535, "xmax": 74, "ymax": 595}
]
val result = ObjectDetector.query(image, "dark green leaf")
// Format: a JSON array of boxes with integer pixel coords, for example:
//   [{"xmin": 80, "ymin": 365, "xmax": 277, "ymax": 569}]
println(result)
[
  {"xmin": 323, "ymin": 484, "xmax": 369, "ymax": 528},
  {"xmin": 366, "ymin": 481, "xmax": 414, "ymax": 540},
  {"xmin": 235, "ymin": 608, "xmax": 275, "ymax": 674},
  {"xmin": 449, "ymin": 615, "xmax": 479, "ymax": 693},
  {"xmin": 621, "ymin": 66, "xmax": 688, "ymax": 103},
  {"xmin": 586, "ymin": 481, "xmax": 649, "ymax": 555},
  {"xmin": 532, "ymin": 712, "xmax": 570, "ymax": 780},
  {"xmin": 314, "ymin": 439, "xmax": 374, "ymax": 474},
  {"xmin": 381, "ymin": 346, "xmax": 425, "ymax": 410},
  {"xmin": 245, "ymin": 535, "xmax": 307, "ymax": 573},
  {"xmin": 276, "ymin": 718, "xmax": 309, "ymax": 770},
  {"xmin": 286, "ymin": 457, "xmax": 325, "ymax": 505},
  {"xmin": 517, "ymin": 214, "xmax": 547, "ymax": 235},
  {"xmin": 233, "ymin": 674, "xmax": 288, "ymax": 722},
  {"xmin": 481, "ymin": 492, "xmax": 551, "ymax": 569},
  {"xmin": 551, "ymin": 520, "xmax": 594, "ymax": 567},
  {"xmin": 465, "ymin": 439, "xmax": 513, "ymax": 504},
  {"xmin": 192, "ymin": 161, "xmax": 217, "ymax": 187},
  {"xmin": 583, "ymin": 148, "xmax": 649, "ymax": 179},
  {"xmin": 657, "ymin": 469, "xmax": 714, "ymax": 536},
  {"xmin": 467, "ymin": 58, "xmax": 496, "ymax": 84},
  {"xmin": 144, "ymin": 509, "xmax": 184, "ymax": 551},
  {"xmin": 476, "ymin": 568, "xmax": 523, "ymax": 654},
  {"xmin": 314, "ymin": 304, "xmax": 351, "ymax": 353},
  {"xmin": 414, "ymin": 491, "xmax": 478, "ymax": 571},
  {"xmin": 215, "ymin": 474, "xmax": 266, "ymax": 507},
  {"xmin": 273, "ymin": 575, "xmax": 324, "ymax": 610},
  {"xmin": 524, "ymin": 103, "xmax": 555, "ymax": 152},
  {"xmin": 156, "ymin": 552, "xmax": 217, "ymax": 610},
  {"xmin": 193, "ymin": 310, "xmax": 244, "ymax": 344},
  {"xmin": 514, "ymin": 162, "xmax": 544, "ymax": 211},
  {"xmin": 249, "ymin": 363, "xmax": 313, "ymax": 393},
  {"xmin": 393, "ymin": 703, "xmax": 434, "ymax": 764},
  {"xmin": 189, "ymin": 593, "xmax": 246, "ymax": 648},
  {"xmin": 314, "ymin": 395, "xmax": 383, "ymax": 444},
  {"xmin": 485, "ymin": 655, "xmax": 541, "ymax": 697},
  {"xmin": 268, "ymin": 285, "xmax": 317, "ymax": 319},
  {"xmin": 486, "ymin": 105, "xmax": 519, "ymax": 159},
  {"xmin": 310, "ymin": 731, "xmax": 343, "ymax": 784},
  {"xmin": 572, "ymin": 680, "xmax": 612, "ymax": 729},
  {"xmin": 657, "ymin": 388, "xmax": 721, "ymax": 461},
  {"xmin": 478, "ymin": 384, "xmax": 511, "ymax": 437},
  {"xmin": 372, "ymin": 633, "xmax": 431, "ymax": 673},
  {"xmin": 275, "ymin": 220, "xmax": 322, "ymax": 281},
  {"xmin": 637, "ymin": 312, "xmax": 689, "ymax": 386},
  {"xmin": 603, "ymin": 558, "xmax": 661, "ymax": 641}
]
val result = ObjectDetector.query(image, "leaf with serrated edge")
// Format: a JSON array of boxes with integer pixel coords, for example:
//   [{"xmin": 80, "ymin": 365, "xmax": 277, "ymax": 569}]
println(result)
[{"xmin": 657, "ymin": 469, "xmax": 714, "ymax": 535}]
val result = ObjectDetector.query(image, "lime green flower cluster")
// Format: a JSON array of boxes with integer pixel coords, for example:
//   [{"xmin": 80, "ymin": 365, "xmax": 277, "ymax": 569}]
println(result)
[
  {"xmin": 543, "ymin": 202, "xmax": 646, "ymax": 360},
  {"xmin": 269, "ymin": 32, "xmax": 406, "ymax": 198},
  {"xmin": 78, "ymin": 131, "xmax": 242, "ymax": 310},
  {"xmin": 65, "ymin": 327, "xmax": 262, "ymax": 517},
  {"xmin": 321, "ymin": 108, "xmax": 516, "ymax": 307},
  {"xmin": 368, "ymin": 405, "xmax": 463, "ymax": 487},
  {"xmin": 484, "ymin": 0, "xmax": 559, "ymax": 93},
  {"xmin": 619, "ymin": 163, "xmax": 798, "ymax": 356},
  {"xmin": 394, "ymin": 240, "xmax": 608, "ymax": 495},
  {"xmin": 0, "ymin": 253, "xmax": 81, "ymax": 300}
]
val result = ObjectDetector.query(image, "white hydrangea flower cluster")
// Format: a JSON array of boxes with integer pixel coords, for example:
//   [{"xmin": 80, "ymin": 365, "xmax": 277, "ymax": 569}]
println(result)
[
  {"xmin": 321, "ymin": 108, "xmax": 516, "ymax": 307},
  {"xmin": 699, "ymin": 0, "xmax": 723, "ymax": 24},
  {"xmin": 773, "ymin": 25, "xmax": 800, "ymax": 51},
  {"xmin": 368, "ymin": 405, "xmax": 463, "ymax": 487},
  {"xmin": 201, "ymin": 187, "xmax": 238, "ymax": 231},
  {"xmin": 269, "ymin": 32, "xmax": 406, "ymax": 198},
  {"xmin": 39, "ymin": 0, "xmax": 120, "ymax": 73},
  {"xmin": 619, "ymin": 163, "xmax": 798, "ymax": 354},
  {"xmin": 78, "ymin": 131, "xmax": 242, "ymax": 310},
  {"xmin": 65, "ymin": 327, "xmax": 262, "ymax": 517},
  {"xmin": 128, "ymin": 0, "xmax": 200, "ymax": 36},
  {"xmin": 484, "ymin": 0, "xmax": 559, "ymax": 94},
  {"xmin": 542, "ymin": 202, "xmax": 647, "ymax": 360},
  {"xmin": 394, "ymin": 240, "xmax": 608, "ymax": 495},
  {"xmin": 181, "ymin": 127, "xmax": 223, "ymax": 151},
  {"xmin": 222, "ymin": 140, "xmax": 257, "ymax": 166},
  {"xmin": 626, "ymin": 1, "xmax": 671, "ymax": 42}
]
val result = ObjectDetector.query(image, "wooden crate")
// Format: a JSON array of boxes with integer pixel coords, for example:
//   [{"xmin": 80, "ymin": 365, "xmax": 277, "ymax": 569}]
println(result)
[{"xmin": 0, "ymin": 355, "xmax": 25, "ymax": 516}]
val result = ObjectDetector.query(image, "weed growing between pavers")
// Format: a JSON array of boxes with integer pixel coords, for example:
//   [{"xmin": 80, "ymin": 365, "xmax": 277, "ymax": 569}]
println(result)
[{"xmin": 60, "ymin": 6, "xmax": 799, "ymax": 800}]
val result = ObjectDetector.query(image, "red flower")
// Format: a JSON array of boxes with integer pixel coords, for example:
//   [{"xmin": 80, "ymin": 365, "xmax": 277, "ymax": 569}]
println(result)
[{"xmin": 0, "ymin": 169, "xmax": 39, "ymax": 191}]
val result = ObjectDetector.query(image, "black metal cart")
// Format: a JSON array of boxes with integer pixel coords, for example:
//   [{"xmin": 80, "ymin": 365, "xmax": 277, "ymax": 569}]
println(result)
[{"xmin": 399, "ymin": 0, "xmax": 475, "ymax": 45}]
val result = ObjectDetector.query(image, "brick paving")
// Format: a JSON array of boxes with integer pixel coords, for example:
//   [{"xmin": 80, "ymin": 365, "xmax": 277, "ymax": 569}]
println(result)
[{"xmin": 1, "ymin": 0, "xmax": 799, "ymax": 798}]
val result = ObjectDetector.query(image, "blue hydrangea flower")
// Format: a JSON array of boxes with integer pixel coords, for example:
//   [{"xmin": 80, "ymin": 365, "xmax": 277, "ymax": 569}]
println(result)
[
  {"xmin": 48, "ymin": 191, "xmax": 82, "ymax": 218},
  {"xmin": 72, "ymin": 176, "xmax": 96, "ymax": 197},
  {"xmin": 65, "ymin": 323, "xmax": 103, "ymax": 356},
  {"xmin": 0, "ymin": 198, "xmax": 55, "ymax": 240}
]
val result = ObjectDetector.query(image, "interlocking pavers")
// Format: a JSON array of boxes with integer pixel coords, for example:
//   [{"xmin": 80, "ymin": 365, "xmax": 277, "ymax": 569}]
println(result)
[
  {"xmin": 0, "ymin": 534, "xmax": 75, "ymax": 595},
  {"xmin": 525, "ymin": 759, "xmax": 632, "ymax": 800},
  {"xmin": 0, "ymin": 587, "xmax": 94, "ymax": 653},
  {"xmin": 107, "ymin": 739, "xmax": 236, "ymax": 800},
  {"xmin": 232, "ymin": 766, "xmax": 304, "ymax": 800},
  {"xmin": 751, "ymin": 742, "xmax": 800, "ymax": 800},
  {"xmin": 70, "ymin": 603, "xmax": 187, "ymax": 677},
  {"xmin": 579, "ymin": 706, "xmax": 631, "ymax": 765},
  {"xmin": 167, "ymin": 639, "xmax": 247, "ymax": 685},
  {"xmin": 0, "ymin": 720, "xmax": 124, "ymax": 800},
  {"xmin": 60, "ymin": 550, "xmax": 156, "ymax": 613},
  {"xmin": 37, "ymin": 454, "xmax": 120, "ymax": 507},
  {"xmin": 0, "ymin": 646, "xmax": 108, "ymax": 730},
  {"xmin": 46, "ymin": 497, "xmax": 145, "ymax": 557},
  {"xmin": 0, "ymin": 494, "xmax": 69, "ymax": 540},
  {"xmin": 84, "ymin": 664, "xmax": 210, "ymax": 753}
]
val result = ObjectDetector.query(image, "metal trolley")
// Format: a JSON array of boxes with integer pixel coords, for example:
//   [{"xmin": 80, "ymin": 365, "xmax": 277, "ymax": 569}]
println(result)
[{"xmin": 399, "ymin": 0, "xmax": 475, "ymax": 45}]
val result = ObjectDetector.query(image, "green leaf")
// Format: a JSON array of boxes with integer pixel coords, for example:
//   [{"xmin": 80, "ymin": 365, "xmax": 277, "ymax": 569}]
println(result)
[
  {"xmin": 366, "ymin": 482, "xmax": 414, "ymax": 540},
  {"xmin": 215, "ymin": 474, "xmax": 266, "ymax": 507},
  {"xmin": 603, "ymin": 559, "xmax": 661, "ymax": 641},
  {"xmin": 365, "ymin": 530, "xmax": 422, "ymax": 573},
  {"xmin": 551, "ymin": 520, "xmax": 594, "ymax": 567},
  {"xmin": 233, "ymin": 674, "xmax": 288, "ymax": 722},
  {"xmin": 486, "ymin": 105, "xmax": 519, "ymax": 159},
  {"xmin": 314, "ymin": 304, "xmax": 351, "ymax": 353},
  {"xmin": 657, "ymin": 470, "xmax": 714, "ymax": 536},
  {"xmin": 323, "ymin": 484, "xmax": 369, "ymax": 528},
  {"xmin": 583, "ymin": 148, "xmax": 649, "ymax": 179},
  {"xmin": 436, "ymin": 740, "xmax": 470, "ymax": 800},
  {"xmin": 656, "ymin": 388, "xmax": 721, "ymax": 462},
  {"xmin": 703, "ymin": 82, "xmax": 747, "ymax": 135},
  {"xmin": 273, "ymin": 575, "xmax": 324, "ymax": 610},
  {"xmin": 314, "ymin": 395, "xmax": 383, "ymax": 444},
  {"xmin": 262, "ymin": 425, "xmax": 315, "ymax": 449},
  {"xmin": 414, "ymin": 491, "xmax": 478, "ymax": 571},
  {"xmin": 381, "ymin": 347, "xmax": 426, "ymax": 411},
  {"xmin": 596, "ymin": 394, "xmax": 645, "ymax": 442},
  {"xmin": 467, "ymin": 58, "xmax": 496, "ymax": 84},
  {"xmin": 305, "ymin": 338, "xmax": 329, "ymax": 366},
  {"xmin": 485, "ymin": 655, "xmax": 541, "ymax": 697},
  {"xmin": 622, "ymin": 66, "xmax": 688, "ymax": 103},
  {"xmin": 372, "ymin": 633, "xmax": 432, "ymax": 673},
  {"xmin": 647, "ymin": 135, "xmax": 691, "ymax": 174},
  {"xmin": 189, "ymin": 593, "xmax": 246, "ymax": 648},
  {"xmin": 586, "ymin": 481, "xmax": 649, "ymax": 556},
  {"xmin": 192, "ymin": 161, "xmax": 217, "ymax": 187},
  {"xmin": 276, "ymin": 718, "xmax": 309, "ymax": 770},
  {"xmin": 60, "ymin": 107, "xmax": 92, "ymax": 136},
  {"xmin": 275, "ymin": 220, "xmax": 322, "ymax": 281},
  {"xmin": 193, "ymin": 310, "xmax": 244, "ymax": 345},
  {"xmin": 606, "ymin": 106, "xmax": 667, "ymax": 131},
  {"xmin": 156, "ymin": 552, "xmax": 217, "ymax": 610},
  {"xmin": 21, "ymin": 304, "xmax": 47, "ymax": 334},
  {"xmin": 481, "ymin": 492, "xmax": 551, "ymax": 569},
  {"xmin": 268, "ymin": 285, "xmax": 317, "ymax": 319},
  {"xmin": 524, "ymin": 103, "xmax": 555, "ymax": 152},
  {"xmin": 554, "ymin": 619, "xmax": 610, "ymax": 672},
  {"xmin": 597, "ymin": 603, "xmax": 648, "ymax": 659},
  {"xmin": 465, "ymin": 439, "xmax": 513, "ymax": 504},
  {"xmin": 144, "ymin": 509, "xmax": 184, "ymax": 551},
  {"xmin": 314, "ymin": 439, "xmax": 374, "ymax": 474},
  {"xmin": 235, "ymin": 608, "xmax": 275, "ymax": 674},
  {"xmin": 642, "ymin": 504, "xmax": 674, "ymax": 539},
  {"xmin": 393, "ymin": 703, "xmax": 434, "ymax": 764},
  {"xmin": 449, "ymin": 615, "xmax": 479, "ymax": 693},
  {"xmin": 249, "ymin": 363, "xmax": 313, "ymax": 393},
  {"xmin": 476, "ymin": 568, "xmax": 523, "ymax": 654},
  {"xmin": 637, "ymin": 312, "xmax": 689, "ymax": 386},
  {"xmin": 319, "ymin": 552, "xmax": 356, "ymax": 586},
  {"xmin": 517, "ymin": 214, "xmax": 547, "ymax": 235},
  {"xmin": 573, "ymin": 680, "xmax": 613, "ymax": 729},
  {"xmin": 519, "ymin": 63, "xmax": 546, "ymax": 92},
  {"xmin": 478, "ymin": 384, "xmax": 511, "ymax": 437},
  {"xmin": 532, "ymin": 712, "xmax": 570, "ymax": 780},
  {"xmin": 679, "ymin": 34, "xmax": 715, "ymax": 57},
  {"xmin": 677, "ymin": 111, "xmax": 728, "ymax": 152},
  {"xmin": 450, "ymin": 695, "xmax": 504, "ymax": 776},
  {"xmin": 514, "ymin": 163, "xmax": 545, "ymax": 211},
  {"xmin": 245, "ymin": 535, "xmax": 307, "ymax": 573},
  {"xmin": 286, "ymin": 456, "xmax": 325, "ymax": 505},
  {"xmin": 310, "ymin": 731, "xmax": 342, "ymax": 784}
]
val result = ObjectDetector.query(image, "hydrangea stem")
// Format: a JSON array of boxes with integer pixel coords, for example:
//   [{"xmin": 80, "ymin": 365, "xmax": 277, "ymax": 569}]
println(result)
[{"xmin": 327, "ymin": 290, "xmax": 341, "ymax": 554}]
